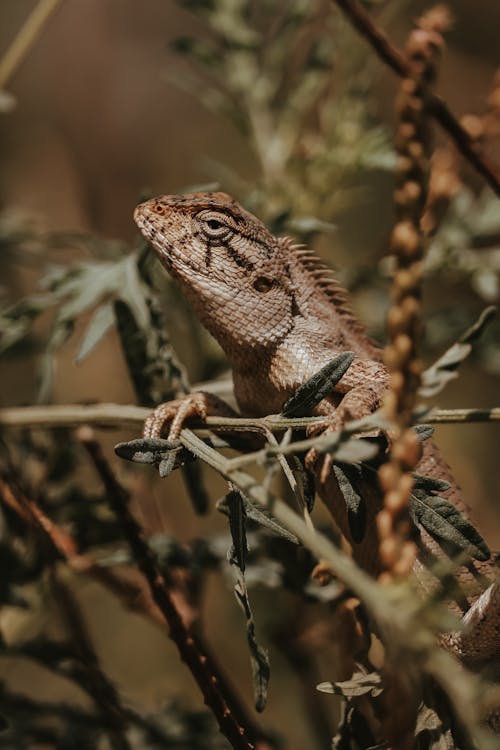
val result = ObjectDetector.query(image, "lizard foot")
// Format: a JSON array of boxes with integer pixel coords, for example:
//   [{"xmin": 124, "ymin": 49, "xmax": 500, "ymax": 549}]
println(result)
[
  {"xmin": 304, "ymin": 398, "xmax": 387, "ymax": 485},
  {"xmin": 143, "ymin": 391, "xmax": 234, "ymax": 440},
  {"xmin": 305, "ymin": 408, "xmax": 347, "ymax": 485}
]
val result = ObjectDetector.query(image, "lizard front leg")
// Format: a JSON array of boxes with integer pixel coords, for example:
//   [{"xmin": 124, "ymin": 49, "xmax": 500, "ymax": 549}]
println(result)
[
  {"xmin": 306, "ymin": 356, "xmax": 389, "ymax": 483},
  {"xmin": 143, "ymin": 391, "xmax": 237, "ymax": 440}
]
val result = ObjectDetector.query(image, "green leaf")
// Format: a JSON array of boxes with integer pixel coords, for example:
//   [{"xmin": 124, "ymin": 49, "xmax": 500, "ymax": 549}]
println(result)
[
  {"xmin": 75, "ymin": 302, "xmax": 115, "ymax": 363},
  {"xmin": 282, "ymin": 352, "xmax": 355, "ymax": 417},
  {"xmin": 333, "ymin": 464, "xmax": 366, "ymax": 543},
  {"xmin": 317, "ymin": 670, "xmax": 383, "ymax": 698},
  {"xmin": 410, "ymin": 491, "xmax": 490, "ymax": 562}
]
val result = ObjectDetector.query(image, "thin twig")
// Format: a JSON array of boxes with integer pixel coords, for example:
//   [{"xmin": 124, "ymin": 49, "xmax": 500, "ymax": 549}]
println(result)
[
  {"xmin": 49, "ymin": 570, "xmax": 132, "ymax": 750},
  {"xmin": 0, "ymin": 403, "xmax": 498, "ymax": 430},
  {"xmin": 0, "ymin": 473, "xmax": 165, "ymax": 626},
  {"xmin": 0, "ymin": 0, "xmax": 65, "ymax": 91},
  {"xmin": 331, "ymin": 0, "xmax": 500, "ymax": 197},
  {"xmin": 78, "ymin": 427, "xmax": 257, "ymax": 750},
  {"xmin": 0, "ymin": 459, "xmax": 271, "ymax": 748}
]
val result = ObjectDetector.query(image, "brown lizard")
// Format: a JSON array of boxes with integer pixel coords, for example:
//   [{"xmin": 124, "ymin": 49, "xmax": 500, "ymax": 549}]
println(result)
[{"xmin": 133, "ymin": 191, "xmax": 499, "ymax": 671}]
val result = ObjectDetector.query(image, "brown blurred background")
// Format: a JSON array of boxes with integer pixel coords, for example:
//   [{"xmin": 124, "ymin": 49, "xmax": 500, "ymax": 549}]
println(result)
[{"xmin": 0, "ymin": 2, "xmax": 499, "ymax": 748}]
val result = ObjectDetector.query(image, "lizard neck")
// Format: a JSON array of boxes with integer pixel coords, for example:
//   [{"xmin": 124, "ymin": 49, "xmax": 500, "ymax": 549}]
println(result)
[{"xmin": 231, "ymin": 315, "xmax": 367, "ymax": 416}]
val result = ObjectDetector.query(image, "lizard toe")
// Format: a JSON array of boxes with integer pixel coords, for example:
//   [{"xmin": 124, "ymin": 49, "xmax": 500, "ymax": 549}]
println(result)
[{"xmin": 143, "ymin": 392, "xmax": 210, "ymax": 440}]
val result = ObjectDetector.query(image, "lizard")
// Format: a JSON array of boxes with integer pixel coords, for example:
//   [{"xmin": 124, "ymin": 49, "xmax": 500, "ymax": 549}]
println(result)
[{"xmin": 133, "ymin": 191, "xmax": 499, "ymax": 673}]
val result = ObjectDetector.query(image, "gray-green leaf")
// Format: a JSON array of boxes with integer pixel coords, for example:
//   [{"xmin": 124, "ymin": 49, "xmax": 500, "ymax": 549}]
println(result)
[
  {"xmin": 75, "ymin": 302, "xmax": 115, "ymax": 363},
  {"xmin": 420, "ymin": 307, "xmax": 496, "ymax": 398},
  {"xmin": 333, "ymin": 464, "xmax": 366, "ymax": 543},
  {"xmin": 317, "ymin": 670, "xmax": 383, "ymax": 698},
  {"xmin": 282, "ymin": 352, "xmax": 355, "ymax": 417},
  {"xmin": 410, "ymin": 491, "xmax": 490, "ymax": 562}
]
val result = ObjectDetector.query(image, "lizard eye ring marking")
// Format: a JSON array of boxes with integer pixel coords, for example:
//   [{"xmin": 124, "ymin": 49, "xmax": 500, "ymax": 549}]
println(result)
[
  {"xmin": 253, "ymin": 276, "xmax": 275, "ymax": 293},
  {"xmin": 196, "ymin": 210, "xmax": 234, "ymax": 240}
]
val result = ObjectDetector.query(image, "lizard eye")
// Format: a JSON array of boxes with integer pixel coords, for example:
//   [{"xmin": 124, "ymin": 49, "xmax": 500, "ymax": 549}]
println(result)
[
  {"xmin": 197, "ymin": 210, "xmax": 233, "ymax": 239},
  {"xmin": 253, "ymin": 277, "xmax": 275, "ymax": 293}
]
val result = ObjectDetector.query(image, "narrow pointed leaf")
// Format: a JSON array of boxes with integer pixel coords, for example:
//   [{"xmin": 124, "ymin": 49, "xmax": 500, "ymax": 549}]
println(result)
[
  {"xmin": 282, "ymin": 352, "xmax": 355, "ymax": 417},
  {"xmin": 410, "ymin": 491, "xmax": 490, "ymax": 561},
  {"xmin": 414, "ymin": 424, "xmax": 435, "ymax": 442},
  {"xmin": 420, "ymin": 307, "xmax": 496, "ymax": 398},
  {"xmin": 225, "ymin": 490, "xmax": 248, "ymax": 572},
  {"xmin": 114, "ymin": 439, "xmax": 189, "ymax": 478},
  {"xmin": 333, "ymin": 464, "xmax": 366, "ymax": 543},
  {"xmin": 218, "ymin": 492, "xmax": 299, "ymax": 545},
  {"xmin": 412, "ymin": 474, "xmax": 451, "ymax": 493},
  {"xmin": 75, "ymin": 302, "xmax": 115, "ymax": 363},
  {"xmin": 292, "ymin": 456, "xmax": 316, "ymax": 512},
  {"xmin": 317, "ymin": 670, "xmax": 383, "ymax": 698},
  {"xmin": 233, "ymin": 568, "xmax": 270, "ymax": 712}
]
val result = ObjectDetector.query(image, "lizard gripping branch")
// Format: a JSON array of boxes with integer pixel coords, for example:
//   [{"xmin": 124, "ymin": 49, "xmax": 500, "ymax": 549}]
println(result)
[{"xmin": 133, "ymin": 189, "xmax": 499, "ymax": 711}]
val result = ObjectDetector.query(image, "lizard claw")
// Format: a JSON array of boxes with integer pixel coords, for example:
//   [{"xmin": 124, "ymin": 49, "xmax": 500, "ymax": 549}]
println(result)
[
  {"xmin": 143, "ymin": 391, "xmax": 237, "ymax": 440},
  {"xmin": 305, "ymin": 446, "xmax": 335, "ymax": 484},
  {"xmin": 305, "ymin": 411, "xmax": 344, "ymax": 484},
  {"xmin": 143, "ymin": 392, "xmax": 210, "ymax": 440}
]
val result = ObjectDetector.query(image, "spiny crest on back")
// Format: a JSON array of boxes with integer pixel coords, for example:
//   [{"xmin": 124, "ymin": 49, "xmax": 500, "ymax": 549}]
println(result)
[{"xmin": 279, "ymin": 237, "xmax": 370, "ymax": 339}]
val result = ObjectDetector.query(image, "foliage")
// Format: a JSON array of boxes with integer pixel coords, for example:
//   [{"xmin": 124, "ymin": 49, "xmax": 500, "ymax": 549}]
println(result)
[{"xmin": 0, "ymin": 2, "xmax": 499, "ymax": 750}]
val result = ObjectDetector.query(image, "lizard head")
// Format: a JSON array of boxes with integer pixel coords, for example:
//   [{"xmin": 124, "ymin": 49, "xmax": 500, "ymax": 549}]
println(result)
[{"xmin": 134, "ymin": 192, "xmax": 297, "ymax": 359}]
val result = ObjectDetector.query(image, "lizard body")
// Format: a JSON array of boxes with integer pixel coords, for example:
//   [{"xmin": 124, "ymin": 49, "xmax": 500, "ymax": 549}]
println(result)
[{"xmin": 134, "ymin": 192, "xmax": 499, "ymax": 668}]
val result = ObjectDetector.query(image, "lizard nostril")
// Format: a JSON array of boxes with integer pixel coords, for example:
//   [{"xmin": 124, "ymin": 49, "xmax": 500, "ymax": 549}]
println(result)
[{"xmin": 153, "ymin": 203, "xmax": 165, "ymax": 215}]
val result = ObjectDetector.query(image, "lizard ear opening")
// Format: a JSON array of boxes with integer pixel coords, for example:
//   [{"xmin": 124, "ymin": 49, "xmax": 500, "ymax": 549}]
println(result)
[
  {"xmin": 291, "ymin": 295, "xmax": 301, "ymax": 317},
  {"xmin": 253, "ymin": 276, "xmax": 275, "ymax": 293}
]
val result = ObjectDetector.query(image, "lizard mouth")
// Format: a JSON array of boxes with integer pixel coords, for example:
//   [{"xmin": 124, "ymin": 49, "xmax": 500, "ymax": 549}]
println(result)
[{"xmin": 133, "ymin": 208, "xmax": 206, "ymax": 278}]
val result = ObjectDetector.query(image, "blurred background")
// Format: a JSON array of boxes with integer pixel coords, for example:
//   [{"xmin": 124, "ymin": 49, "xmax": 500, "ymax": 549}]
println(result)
[{"xmin": 0, "ymin": 1, "xmax": 499, "ymax": 748}]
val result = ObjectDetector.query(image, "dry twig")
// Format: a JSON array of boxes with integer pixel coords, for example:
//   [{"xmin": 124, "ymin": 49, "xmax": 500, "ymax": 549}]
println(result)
[
  {"xmin": 78, "ymin": 427, "xmax": 260, "ymax": 750},
  {"xmin": 331, "ymin": 0, "xmax": 500, "ymax": 197}
]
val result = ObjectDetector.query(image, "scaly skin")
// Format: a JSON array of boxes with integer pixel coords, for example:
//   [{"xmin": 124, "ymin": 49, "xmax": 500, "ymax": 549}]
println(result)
[{"xmin": 134, "ymin": 191, "xmax": 499, "ymax": 670}]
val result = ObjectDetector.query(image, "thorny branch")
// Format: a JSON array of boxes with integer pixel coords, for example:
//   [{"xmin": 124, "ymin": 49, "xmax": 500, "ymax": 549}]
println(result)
[
  {"xmin": 0, "ymin": 451, "xmax": 132, "ymax": 750},
  {"xmin": 0, "ymin": 438, "xmax": 270, "ymax": 750},
  {"xmin": 78, "ymin": 427, "xmax": 262, "ymax": 750},
  {"xmin": 331, "ymin": 0, "xmax": 500, "ymax": 198},
  {"xmin": 49, "ymin": 571, "xmax": 132, "ymax": 750}
]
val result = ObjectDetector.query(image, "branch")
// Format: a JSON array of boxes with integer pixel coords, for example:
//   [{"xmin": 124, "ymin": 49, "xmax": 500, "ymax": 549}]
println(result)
[
  {"xmin": 0, "ymin": 403, "xmax": 498, "ymax": 431},
  {"xmin": 0, "ymin": 0, "xmax": 65, "ymax": 91},
  {"xmin": 0, "ymin": 450, "xmax": 272, "ymax": 749},
  {"xmin": 175, "ymin": 428, "xmax": 498, "ymax": 748},
  {"xmin": 78, "ymin": 427, "xmax": 259, "ymax": 750},
  {"xmin": 331, "ymin": 0, "xmax": 500, "ymax": 198},
  {"xmin": 49, "ymin": 570, "xmax": 132, "ymax": 750}
]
